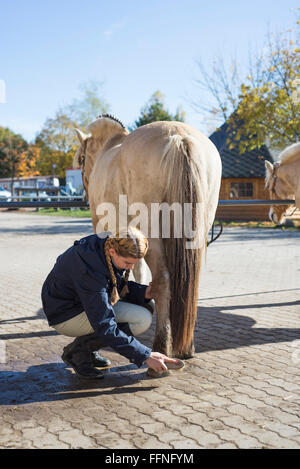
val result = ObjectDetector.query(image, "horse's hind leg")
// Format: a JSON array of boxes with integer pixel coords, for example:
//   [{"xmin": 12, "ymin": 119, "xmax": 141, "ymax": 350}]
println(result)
[
  {"xmin": 144, "ymin": 239, "xmax": 172, "ymax": 357},
  {"xmin": 89, "ymin": 201, "xmax": 98, "ymax": 234}
]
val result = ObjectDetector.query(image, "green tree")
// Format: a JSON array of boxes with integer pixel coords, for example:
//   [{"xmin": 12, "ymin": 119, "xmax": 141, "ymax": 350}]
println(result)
[
  {"xmin": 228, "ymin": 28, "xmax": 300, "ymax": 153},
  {"xmin": 194, "ymin": 13, "xmax": 300, "ymax": 152},
  {"xmin": 35, "ymin": 81, "xmax": 110, "ymax": 177},
  {"xmin": 132, "ymin": 91, "xmax": 185, "ymax": 129},
  {"xmin": 67, "ymin": 80, "xmax": 110, "ymax": 127},
  {"xmin": 0, "ymin": 127, "xmax": 28, "ymax": 189},
  {"xmin": 35, "ymin": 111, "xmax": 76, "ymax": 177}
]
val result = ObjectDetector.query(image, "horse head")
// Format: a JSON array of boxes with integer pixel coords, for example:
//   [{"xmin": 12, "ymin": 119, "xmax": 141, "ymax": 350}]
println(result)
[
  {"xmin": 265, "ymin": 160, "xmax": 293, "ymax": 224},
  {"xmin": 73, "ymin": 114, "xmax": 129, "ymax": 195}
]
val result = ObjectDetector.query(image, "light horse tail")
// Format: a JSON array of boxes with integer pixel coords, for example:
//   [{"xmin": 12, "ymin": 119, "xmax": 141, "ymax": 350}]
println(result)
[{"xmin": 160, "ymin": 134, "xmax": 208, "ymax": 357}]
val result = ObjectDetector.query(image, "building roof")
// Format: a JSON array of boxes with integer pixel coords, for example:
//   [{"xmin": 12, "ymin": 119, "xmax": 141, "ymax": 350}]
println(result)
[{"xmin": 209, "ymin": 123, "xmax": 274, "ymax": 178}]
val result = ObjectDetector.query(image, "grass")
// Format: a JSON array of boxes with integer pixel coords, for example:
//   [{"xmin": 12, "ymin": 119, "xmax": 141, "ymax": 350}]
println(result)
[{"xmin": 28, "ymin": 208, "xmax": 91, "ymax": 217}]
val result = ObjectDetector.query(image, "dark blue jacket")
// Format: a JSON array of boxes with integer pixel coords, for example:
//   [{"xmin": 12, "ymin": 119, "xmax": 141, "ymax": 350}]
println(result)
[{"xmin": 41, "ymin": 233, "xmax": 152, "ymax": 367}]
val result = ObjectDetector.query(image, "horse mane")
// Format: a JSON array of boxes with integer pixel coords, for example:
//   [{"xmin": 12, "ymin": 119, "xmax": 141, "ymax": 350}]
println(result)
[
  {"xmin": 86, "ymin": 114, "xmax": 127, "ymax": 141},
  {"xmin": 97, "ymin": 113, "xmax": 126, "ymax": 130},
  {"xmin": 279, "ymin": 142, "xmax": 300, "ymax": 165}
]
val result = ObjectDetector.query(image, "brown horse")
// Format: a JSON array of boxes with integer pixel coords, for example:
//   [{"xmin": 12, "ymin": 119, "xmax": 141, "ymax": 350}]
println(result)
[
  {"xmin": 265, "ymin": 143, "xmax": 300, "ymax": 224},
  {"xmin": 74, "ymin": 115, "xmax": 221, "ymax": 359}
]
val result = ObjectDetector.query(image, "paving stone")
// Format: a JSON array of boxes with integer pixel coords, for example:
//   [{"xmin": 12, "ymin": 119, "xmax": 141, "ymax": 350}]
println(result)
[
  {"xmin": 58, "ymin": 429, "xmax": 96, "ymax": 449},
  {"xmin": 1, "ymin": 212, "xmax": 300, "ymax": 449},
  {"xmin": 170, "ymin": 439, "xmax": 205, "ymax": 449}
]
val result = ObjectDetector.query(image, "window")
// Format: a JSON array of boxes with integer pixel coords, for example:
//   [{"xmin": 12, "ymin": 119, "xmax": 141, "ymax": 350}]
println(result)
[{"xmin": 230, "ymin": 182, "xmax": 253, "ymax": 198}]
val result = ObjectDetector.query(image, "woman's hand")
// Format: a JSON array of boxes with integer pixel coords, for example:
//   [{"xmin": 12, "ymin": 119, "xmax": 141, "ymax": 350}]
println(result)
[
  {"xmin": 145, "ymin": 352, "xmax": 178, "ymax": 373},
  {"xmin": 145, "ymin": 282, "xmax": 153, "ymax": 300}
]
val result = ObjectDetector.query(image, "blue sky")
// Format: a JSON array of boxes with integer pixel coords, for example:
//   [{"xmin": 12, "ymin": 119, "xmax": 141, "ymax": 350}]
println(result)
[{"xmin": 0, "ymin": 0, "xmax": 298, "ymax": 141}]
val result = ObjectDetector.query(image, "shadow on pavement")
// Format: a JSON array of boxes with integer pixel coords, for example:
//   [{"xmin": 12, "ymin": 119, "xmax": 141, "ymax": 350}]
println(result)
[
  {"xmin": 54, "ymin": 219, "xmax": 91, "ymax": 224},
  {"xmin": 0, "ymin": 330, "xmax": 58, "ymax": 340},
  {"xmin": 195, "ymin": 301, "xmax": 300, "ymax": 353},
  {"xmin": 0, "ymin": 362, "xmax": 157, "ymax": 406},
  {"xmin": 198, "ymin": 288, "xmax": 300, "ymax": 301},
  {"xmin": 2, "ymin": 300, "xmax": 299, "ymax": 348},
  {"xmin": 1, "ymin": 299, "xmax": 300, "ymax": 406},
  {"xmin": 0, "ymin": 224, "xmax": 93, "ymax": 235},
  {"xmin": 0, "ymin": 308, "xmax": 47, "ymax": 326},
  {"xmin": 215, "ymin": 227, "xmax": 300, "ymax": 244}
]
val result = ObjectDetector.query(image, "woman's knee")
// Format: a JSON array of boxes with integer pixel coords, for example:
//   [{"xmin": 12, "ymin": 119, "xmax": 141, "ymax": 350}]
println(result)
[
  {"xmin": 114, "ymin": 301, "xmax": 153, "ymax": 336},
  {"xmin": 130, "ymin": 307, "xmax": 153, "ymax": 336}
]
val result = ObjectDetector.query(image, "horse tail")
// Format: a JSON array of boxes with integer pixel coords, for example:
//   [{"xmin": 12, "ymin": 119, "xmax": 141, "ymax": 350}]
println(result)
[{"xmin": 160, "ymin": 134, "xmax": 208, "ymax": 356}]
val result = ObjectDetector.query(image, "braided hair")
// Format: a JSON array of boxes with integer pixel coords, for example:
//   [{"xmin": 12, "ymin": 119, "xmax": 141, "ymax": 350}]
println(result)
[{"xmin": 104, "ymin": 227, "xmax": 148, "ymax": 305}]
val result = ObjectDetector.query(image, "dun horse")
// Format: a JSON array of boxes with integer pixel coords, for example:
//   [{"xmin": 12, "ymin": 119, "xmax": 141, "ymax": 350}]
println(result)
[
  {"xmin": 74, "ymin": 115, "xmax": 221, "ymax": 358},
  {"xmin": 265, "ymin": 142, "xmax": 300, "ymax": 224}
]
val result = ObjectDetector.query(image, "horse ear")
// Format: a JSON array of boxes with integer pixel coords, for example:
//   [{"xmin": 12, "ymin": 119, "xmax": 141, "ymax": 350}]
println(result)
[
  {"xmin": 75, "ymin": 128, "xmax": 91, "ymax": 145},
  {"xmin": 265, "ymin": 160, "xmax": 273, "ymax": 174}
]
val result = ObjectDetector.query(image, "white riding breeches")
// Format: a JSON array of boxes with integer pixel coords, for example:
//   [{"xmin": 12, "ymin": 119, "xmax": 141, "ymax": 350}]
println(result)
[{"xmin": 53, "ymin": 300, "xmax": 153, "ymax": 338}]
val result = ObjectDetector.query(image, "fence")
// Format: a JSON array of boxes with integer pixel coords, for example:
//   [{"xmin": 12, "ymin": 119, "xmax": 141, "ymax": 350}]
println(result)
[{"xmin": 0, "ymin": 199, "xmax": 295, "ymax": 209}]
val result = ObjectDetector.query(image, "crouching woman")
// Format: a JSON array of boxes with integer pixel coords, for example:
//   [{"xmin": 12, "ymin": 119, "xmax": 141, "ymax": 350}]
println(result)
[{"xmin": 41, "ymin": 227, "xmax": 177, "ymax": 379}]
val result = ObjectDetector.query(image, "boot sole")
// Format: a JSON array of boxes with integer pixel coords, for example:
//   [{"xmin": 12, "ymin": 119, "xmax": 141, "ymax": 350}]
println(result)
[
  {"xmin": 74, "ymin": 372, "xmax": 105, "ymax": 380},
  {"xmin": 63, "ymin": 356, "xmax": 110, "ymax": 370},
  {"xmin": 62, "ymin": 355, "xmax": 72, "ymax": 367},
  {"xmin": 62, "ymin": 356, "xmax": 104, "ymax": 379}
]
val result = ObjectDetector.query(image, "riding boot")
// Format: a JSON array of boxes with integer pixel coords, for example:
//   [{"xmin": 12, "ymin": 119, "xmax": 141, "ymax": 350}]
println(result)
[
  {"xmin": 61, "ymin": 334, "xmax": 104, "ymax": 379},
  {"xmin": 80, "ymin": 332, "xmax": 111, "ymax": 368},
  {"xmin": 62, "ymin": 333, "xmax": 111, "ymax": 369},
  {"xmin": 92, "ymin": 351, "xmax": 111, "ymax": 368}
]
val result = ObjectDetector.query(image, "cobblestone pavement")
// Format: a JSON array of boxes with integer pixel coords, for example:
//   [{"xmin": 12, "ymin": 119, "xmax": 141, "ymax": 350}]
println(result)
[{"xmin": 0, "ymin": 211, "xmax": 300, "ymax": 449}]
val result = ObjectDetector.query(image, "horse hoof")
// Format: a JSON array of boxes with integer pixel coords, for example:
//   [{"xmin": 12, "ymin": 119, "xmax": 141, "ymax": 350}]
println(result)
[
  {"xmin": 166, "ymin": 359, "xmax": 185, "ymax": 370},
  {"xmin": 146, "ymin": 359, "xmax": 185, "ymax": 378},
  {"xmin": 146, "ymin": 368, "xmax": 170, "ymax": 378},
  {"xmin": 175, "ymin": 353, "xmax": 194, "ymax": 360}
]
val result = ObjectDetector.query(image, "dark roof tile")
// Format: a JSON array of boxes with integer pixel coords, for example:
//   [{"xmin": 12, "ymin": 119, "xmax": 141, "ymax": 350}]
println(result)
[{"xmin": 209, "ymin": 123, "xmax": 274, "ymax": 178}]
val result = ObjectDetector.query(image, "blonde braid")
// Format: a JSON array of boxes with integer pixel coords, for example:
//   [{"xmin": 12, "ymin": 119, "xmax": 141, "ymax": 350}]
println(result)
[
  {"xmin": 104, "ymin": 227, "xmax": 148, "ymax": 305},
  {"xmin": 104, "ymin": 238, "xmax": 120, "ymax": 305},
  {"xmin": 121, "ymin": 269, "xmax": 130, "ymax": 297}
]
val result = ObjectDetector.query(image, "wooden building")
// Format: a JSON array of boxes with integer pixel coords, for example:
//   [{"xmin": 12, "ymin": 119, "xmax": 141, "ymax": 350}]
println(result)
[{"xmin": 209, "ymin": 123, "xmax": 274, "ymax": 221}]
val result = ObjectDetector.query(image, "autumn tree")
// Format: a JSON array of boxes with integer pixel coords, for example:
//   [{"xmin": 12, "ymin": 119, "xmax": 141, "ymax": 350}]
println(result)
[
  {"xmin": 0, "ymin": 127, "xmax": 28, "ymax": 189},
  {"xmin": 132, "ymin": 91, "xmax": 185, "ymax": 129},
  {"xmin": 193, "ymin": 13, "xmax": 300, "ymax": 153},
  {"xmin": 17, "ymin": 145, "xmax": 41, "ymax": 178},
  {"xmin": 35, "ymin": 111, "xmax": 77, "ymax": 177}
]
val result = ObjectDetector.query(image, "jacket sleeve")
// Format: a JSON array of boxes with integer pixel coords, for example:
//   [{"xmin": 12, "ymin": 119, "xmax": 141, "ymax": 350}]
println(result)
[
  {"xmin": 73, "ymin": 279, "xmax": 152, "ymax": 368},
  {"xmin": 121, "ymin": 280, "xmax": 151, "ymax": 305}
]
